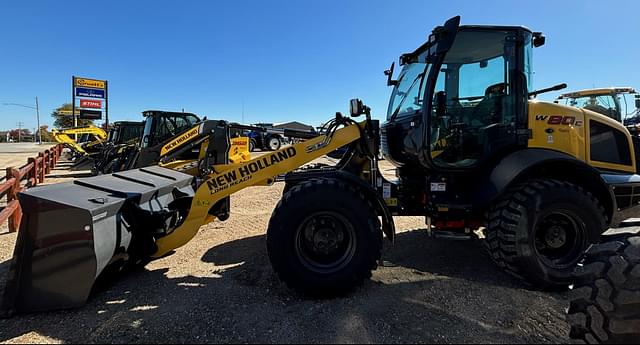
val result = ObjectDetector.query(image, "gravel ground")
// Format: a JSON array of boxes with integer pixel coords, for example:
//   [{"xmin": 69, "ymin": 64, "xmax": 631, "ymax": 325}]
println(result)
[
  {"xmin": 0, "ymin": 156, "xmax": 571, "ymax": 344},
  {"xmin": 0, "ymin": 143, "xmax": 57, "ymax": 170}
]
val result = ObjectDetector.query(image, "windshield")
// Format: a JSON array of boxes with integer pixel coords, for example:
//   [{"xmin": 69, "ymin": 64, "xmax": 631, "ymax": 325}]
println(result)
[
  {"xmin": 387, "ymin": 62, "xmax": 430, "ymax": 120},
  {"xmin": 119, "ymin": 124, "xmax": 143, "ymax": 144},
  {"xmin": 561, "ymin": 94, "xmax": 621, "ymax": 121}
]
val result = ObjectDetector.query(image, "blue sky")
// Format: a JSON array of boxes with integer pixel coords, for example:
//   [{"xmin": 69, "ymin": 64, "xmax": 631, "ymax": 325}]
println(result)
[{"xmin": 0, "ymin": 0, "xmax": 638, "ymax": 131}]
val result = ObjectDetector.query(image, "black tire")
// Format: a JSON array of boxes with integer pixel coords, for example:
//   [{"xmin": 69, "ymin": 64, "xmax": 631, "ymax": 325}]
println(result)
[
  {"xmin": 568, "ymin": 231, "xmax": 640, "ymax": 344},
  {"xmin": 267, "ymin": 136, "xmax": 281, "ymax": 151},
  {"xmin": 485, "ymin": 179, "xmax": 607, "ymax": 289},
  {"xmin": 249, "ymin": 139, "xmax": 256, "ymax": 152},
  {"xmin": 267, "ymin": 178, "xmax": 382, "ymax": 296}
]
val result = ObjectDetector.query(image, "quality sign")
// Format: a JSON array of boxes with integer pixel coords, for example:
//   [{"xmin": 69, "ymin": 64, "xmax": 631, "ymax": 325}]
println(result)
[
  {"xmin": 75, "ymin": 87, "xmax": 105, "ymax": 98},
  {"xmin": 80, "ymin": 99, "xmax": 102, "ymax": 109}
]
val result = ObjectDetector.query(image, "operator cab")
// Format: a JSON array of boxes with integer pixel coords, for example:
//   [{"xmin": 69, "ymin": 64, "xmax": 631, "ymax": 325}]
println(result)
[
  {"xmin": 382, "ymin": 17, "xmax": 539, "ymax": 171},
  {"xmin": 141, "ymin": 110, "xmax": 200, "ymax": 148},
  {"xmin": 555, "ymin": 88, "xmax": 639, "ymax": 124}
]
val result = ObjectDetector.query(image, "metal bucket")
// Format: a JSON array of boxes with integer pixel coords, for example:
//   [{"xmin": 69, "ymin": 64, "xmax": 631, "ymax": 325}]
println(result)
[{"xmin": 0, "ymin": 166, "xmax": 194, "ymax": 316}]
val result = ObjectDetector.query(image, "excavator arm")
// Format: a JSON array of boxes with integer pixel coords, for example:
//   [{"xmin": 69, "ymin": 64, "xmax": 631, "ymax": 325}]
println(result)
[{"xmin": 51, "ymin": 125, "xmax": 108, "ymax": 156}]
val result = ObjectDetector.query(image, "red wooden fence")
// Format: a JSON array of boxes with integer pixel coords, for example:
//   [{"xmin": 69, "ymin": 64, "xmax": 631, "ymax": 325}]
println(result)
[{"xmin": 0, "ymin": 144, "xmax": 64, "ymax": 232}]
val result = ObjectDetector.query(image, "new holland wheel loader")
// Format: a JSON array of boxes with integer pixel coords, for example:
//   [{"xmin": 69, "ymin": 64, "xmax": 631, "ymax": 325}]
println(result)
[{"xmin": 1, "ymin": 16, "xmax": 638, "ymax": 343}]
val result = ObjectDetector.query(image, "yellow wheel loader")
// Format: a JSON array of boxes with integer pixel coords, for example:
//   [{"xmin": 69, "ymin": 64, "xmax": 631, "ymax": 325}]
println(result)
[{"xmin": 2, "ymin": 16, "xmax": 638, "ymax": 343}]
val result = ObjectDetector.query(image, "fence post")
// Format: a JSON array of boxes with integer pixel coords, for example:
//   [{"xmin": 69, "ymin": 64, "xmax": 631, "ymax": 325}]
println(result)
[
  {"xmin": 27, "ymin": 157, "xmax": 37, "ymax": 186},
  {"xmin": 44, "ymin": 149, "xmax": 51, "ymax": 174},
  {"xmin": 37, "ymin": 152, "xmax": 45, "ymax": 183},
  {"xmin": 6, "ymin": 167, "xmax": 22, "ymax": 232}
]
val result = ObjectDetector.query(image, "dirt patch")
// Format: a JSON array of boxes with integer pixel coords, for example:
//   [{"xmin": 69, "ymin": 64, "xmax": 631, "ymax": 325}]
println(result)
[{"xmin": 0, "ymin": 158, "xmax": 571, "ymax": 343}]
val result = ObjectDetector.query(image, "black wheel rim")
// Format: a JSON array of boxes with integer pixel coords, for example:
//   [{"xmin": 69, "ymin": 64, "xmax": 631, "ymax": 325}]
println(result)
[
  {"xmin": 295, "ymin": 211, "xmax": 356, "ymax": 274},
  {"xmin": 534, "ymin": 210, "xmax": 586, "ymax": 269}
]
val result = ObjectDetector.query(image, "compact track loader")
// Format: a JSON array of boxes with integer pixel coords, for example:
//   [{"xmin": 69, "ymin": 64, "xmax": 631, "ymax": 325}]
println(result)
[
  {"xmin": 2, "ymin": 16, "xmax": 638, "ymax": 343},
  {"xmin": 99, "ymin": 110, "xmax": 251, "ymax": 175},
  {"xmin": 93, "ymin": 121, "xmax": 145, "ymax": 174}
]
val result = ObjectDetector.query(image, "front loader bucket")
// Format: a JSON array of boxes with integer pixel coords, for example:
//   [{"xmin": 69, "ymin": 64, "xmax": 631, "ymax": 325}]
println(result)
[
  {"xmin": 69, "ymin": 155, "xmax": 96, "ymax": 171},
  {"xmin": 0, "ymin": 166, "xmax": 194, "ymax": 317}
]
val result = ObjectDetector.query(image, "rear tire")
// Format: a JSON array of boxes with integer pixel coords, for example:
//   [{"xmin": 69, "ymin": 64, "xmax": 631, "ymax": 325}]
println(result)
[
  {"xmin": 485, "ymin": 179, "xmax": 607, "ymax": 289},
  {"xmin": 249, "ymin": 139, "xmax": 256, "ymax": 152},
  {"xmin": 568, "ymin": 231, "xmax": 640, "ymax": 344},
  {"xmin": 267, "ymin": 178, "xmax": 382, "ymax": 296}
]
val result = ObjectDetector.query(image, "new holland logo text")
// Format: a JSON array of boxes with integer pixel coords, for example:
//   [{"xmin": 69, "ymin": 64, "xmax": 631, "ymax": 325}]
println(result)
[
  {"xmin": 207, "ymin": 147, "xmax": 297, "ymax": 194},
  {"xmin": 535, "ymin": 115, "xmax": 583, "ymax": 126},
  {"xmin": 163, "ymin": 127, "xmax": 199, "ymax": 153}
]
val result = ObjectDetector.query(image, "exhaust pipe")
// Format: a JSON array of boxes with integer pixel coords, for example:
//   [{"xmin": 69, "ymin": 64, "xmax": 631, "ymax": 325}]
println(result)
[{"xmin": 0, "ymin": 166, "xmax": 194, "ymax": 316}]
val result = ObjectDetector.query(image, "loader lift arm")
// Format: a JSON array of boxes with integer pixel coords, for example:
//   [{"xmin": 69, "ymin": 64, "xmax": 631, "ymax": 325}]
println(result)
[{"xmin": 152, "ymin": 116, "xmax": 371, "ymax": 256}]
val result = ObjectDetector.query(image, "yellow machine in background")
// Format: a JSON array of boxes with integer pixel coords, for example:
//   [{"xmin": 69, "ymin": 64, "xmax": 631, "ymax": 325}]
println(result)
[
  {"xmin": 51, "ymin": 124, "xmax": 108, "ymax": 156},
  {"xmin": 555, "ymin": 87, "xmax": 640, "ymax": 123}
]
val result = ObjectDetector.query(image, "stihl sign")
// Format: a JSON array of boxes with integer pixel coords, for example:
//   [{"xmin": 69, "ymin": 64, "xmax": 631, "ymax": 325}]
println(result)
[{"xmin": 80, "ymin": 99, "xmax": 102, "ymax": 109}]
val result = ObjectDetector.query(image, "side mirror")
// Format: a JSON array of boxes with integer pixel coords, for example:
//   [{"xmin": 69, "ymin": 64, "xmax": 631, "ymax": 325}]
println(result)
[
  {"xmin": 384, "ymin": 62, "xmax": 398, "ymax": 86},
  {"xmin": 349, "ymin": 99, "xmax": 370, "ymax": 117},
  {"xmin": 533, "ymin": 32, "xmax": 546, "ymax": 47},
  {"xmin": 434, "ymin": 91, "xmax": 447, "ymax": 117},
  {"xmin": 635, "ymin": 96, "xmax": 640, "ymax": 109}
]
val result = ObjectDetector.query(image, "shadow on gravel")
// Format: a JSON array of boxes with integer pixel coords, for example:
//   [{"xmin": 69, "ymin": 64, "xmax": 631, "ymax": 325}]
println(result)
[{"xmin": 0, "ymin": 230, "xmax": 570, "ymax": 343}]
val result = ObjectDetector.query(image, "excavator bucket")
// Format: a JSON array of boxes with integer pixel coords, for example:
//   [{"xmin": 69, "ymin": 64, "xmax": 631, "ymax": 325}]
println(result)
[{"xmin": 0, "ymin": 166, "xmax": 194, "ymax": 316}]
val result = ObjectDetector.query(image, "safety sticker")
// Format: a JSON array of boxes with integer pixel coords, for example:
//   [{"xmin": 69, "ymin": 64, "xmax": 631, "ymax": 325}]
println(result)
[
  {"xmin": 430, "ymin": 182, "xmax": 446, "ymax": 192},
  {"xmin": 383, "ymin": 183, "xmax": 391, "ymax": 199}
]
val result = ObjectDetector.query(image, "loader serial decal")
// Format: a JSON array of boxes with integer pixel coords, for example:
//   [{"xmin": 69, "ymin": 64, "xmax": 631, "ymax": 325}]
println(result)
[
  {"xmin": 162, "ymin": 127, "xmax": 200, "ymax": 155},
  {"xmin": 535, "ymin": 115, "xmax": 583, "ymax": 126},
  {"xmin": 207, "ymin": 147, "xmax": 297, "ymax": 194}
]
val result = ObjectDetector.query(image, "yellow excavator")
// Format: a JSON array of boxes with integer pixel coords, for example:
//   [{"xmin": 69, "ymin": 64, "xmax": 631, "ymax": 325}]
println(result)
[
  {"xmin": 2, "ymin": 16, "xmax": 638, "ymax": 344},
  {"xmin": 51, "ymin": 124, "xmax": 108, "ymax": 156}
]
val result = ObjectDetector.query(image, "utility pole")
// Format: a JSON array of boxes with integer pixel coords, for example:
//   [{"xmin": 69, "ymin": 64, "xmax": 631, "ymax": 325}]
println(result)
[
  {"xmin": 35, "ymin": 96, "xmax": 41, "ymax": 144},
  {"xmin": 16, "ymin": 121, "xmax": 24, "ymax": 142}
]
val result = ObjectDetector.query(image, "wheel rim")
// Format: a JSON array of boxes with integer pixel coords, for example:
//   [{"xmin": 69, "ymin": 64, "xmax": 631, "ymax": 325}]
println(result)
[
  {"xmin": 295, "ymin": 211, "xmax": 356, "ymax": 274},
  {"xmin": 534, "ymin": 210, "xmax": 586, "ymax": 269},
  {"xmin": 269, "ymin": 138, "xmax": 280, "ymax": 150}
]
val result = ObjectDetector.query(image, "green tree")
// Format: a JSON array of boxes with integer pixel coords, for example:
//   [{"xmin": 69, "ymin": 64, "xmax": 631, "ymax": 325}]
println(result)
[{"xmin": 52, "ymin": 103, "xmax": 94, "ymax": 129}]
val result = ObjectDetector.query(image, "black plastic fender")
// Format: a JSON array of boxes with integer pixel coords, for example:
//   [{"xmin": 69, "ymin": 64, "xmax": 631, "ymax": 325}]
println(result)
[{"xmin": 473, "ymin": 148, "xmax": 615, "ymax": 225}]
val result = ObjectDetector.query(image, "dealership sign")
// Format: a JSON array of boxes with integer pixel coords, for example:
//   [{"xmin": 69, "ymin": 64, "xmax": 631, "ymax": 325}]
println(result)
[
  {"xmin": 79, "ymin": 109, "xmax": 102, "ymax": 120},
  {"xmin": 74, "ymin": 77, "xmax": 106, "ymax": 89},
  {"xmin": 80, "ymin": 99, "xmax": 102, "ymax": 109},
  {"xmin": 75, "ymin": 87, "xmax": 105, "ymax": 98},
  {"xmin": 72, "ymin": 76, "xmax": 108, "ymax": 124}
]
